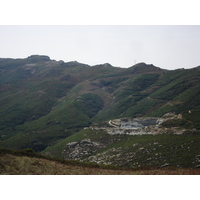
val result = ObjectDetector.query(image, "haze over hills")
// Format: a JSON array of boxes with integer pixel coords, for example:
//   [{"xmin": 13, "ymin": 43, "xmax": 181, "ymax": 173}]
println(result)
[{"xmin": 0, "ymin": 55, "xmax": 200, "ymax": 169}]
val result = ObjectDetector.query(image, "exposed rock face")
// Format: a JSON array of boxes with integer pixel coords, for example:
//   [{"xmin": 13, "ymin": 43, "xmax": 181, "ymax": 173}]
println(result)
[
  {"xmin": 44, "ymin": 113, "xmax": 200, "ymax": 168},
  {"xmin": 110, "ymin": 117, "xmax": 161, "ymax": 129},
  {"xmin": 61, "ymin": 139, "xmax": 105, "ymax": 160},
  {"xmin": 90, "ymin": 115, "xmax": 182, "ymax": 135}
]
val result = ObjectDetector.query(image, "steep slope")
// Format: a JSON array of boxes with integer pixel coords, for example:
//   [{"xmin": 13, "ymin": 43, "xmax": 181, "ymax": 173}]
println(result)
[
  {"xmin": 93, "ymin": 67, "xmax": 200, "ymax": 121},
  {"xmin": 0, "ymin": 55, "xmax": 200, "ymax": 155}
]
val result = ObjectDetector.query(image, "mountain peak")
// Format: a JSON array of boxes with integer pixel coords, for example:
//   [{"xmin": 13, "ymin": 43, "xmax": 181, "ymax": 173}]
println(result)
[
  {"xmin": 93, "ymin": 63, "xmax": 113, "ymax": 68},
  {"xmin": 102, "ymin": 63, "xmax": 113, "ymax": 67},
  {"xmin": 27, "ymin": 55, "xmax": 50, "ymax": 63},
  {"xmin": 127, "ymin": 62, "xmax": 164, "ymax": 73},
  {"xmin": 131, "ymin": 62, "xmax": 155, "ymax": 68}
]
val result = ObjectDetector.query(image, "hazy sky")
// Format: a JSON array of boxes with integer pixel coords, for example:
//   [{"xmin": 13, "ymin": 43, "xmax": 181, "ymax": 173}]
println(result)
[{"xmin": 0, "ymin": 25, "xmax": 200, "ymax": 70}]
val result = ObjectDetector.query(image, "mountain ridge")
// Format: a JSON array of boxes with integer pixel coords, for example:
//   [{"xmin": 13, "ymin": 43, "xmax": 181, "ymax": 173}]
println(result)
[{"xmin": 0, "ymin": 55, "xmax": 199, "ymax": 168}]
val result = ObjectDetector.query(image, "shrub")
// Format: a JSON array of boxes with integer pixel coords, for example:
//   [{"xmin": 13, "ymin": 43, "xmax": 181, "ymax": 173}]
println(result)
[{"xmin": 161, "ymin": 118, "xmax": 193, "ymax": 128}]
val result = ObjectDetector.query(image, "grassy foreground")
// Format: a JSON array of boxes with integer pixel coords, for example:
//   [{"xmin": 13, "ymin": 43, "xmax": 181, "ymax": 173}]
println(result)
[{"xmin": 0, "ymin": 148, "xmax": 199, "ymax": 175}]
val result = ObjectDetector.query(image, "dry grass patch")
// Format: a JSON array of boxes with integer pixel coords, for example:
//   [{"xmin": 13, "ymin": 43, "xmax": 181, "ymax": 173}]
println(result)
[{"xmin": 0, "ymin": 154, "xmax": 199, "ymax": 175}]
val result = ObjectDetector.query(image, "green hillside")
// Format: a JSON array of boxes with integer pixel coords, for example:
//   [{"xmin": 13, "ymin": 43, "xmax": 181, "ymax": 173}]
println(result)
[
  {"xmin": 0, "ymin": 55, "xmax": 200, "ymax": 169},
  {"xmin": 42, "ymin": 128, "xmax": 200, "ymax": 168}
]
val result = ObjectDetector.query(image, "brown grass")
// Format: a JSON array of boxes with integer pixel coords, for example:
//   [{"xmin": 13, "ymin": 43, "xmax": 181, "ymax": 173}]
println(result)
[{"xmin": 0, "ymin": 154, "xmax": 199, "ymax": 175}]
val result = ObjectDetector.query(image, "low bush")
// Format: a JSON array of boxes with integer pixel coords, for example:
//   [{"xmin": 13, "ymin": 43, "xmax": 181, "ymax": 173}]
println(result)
[{"xmin": 161, "ymin": 118, "xmax": 193, "ymax": 129}]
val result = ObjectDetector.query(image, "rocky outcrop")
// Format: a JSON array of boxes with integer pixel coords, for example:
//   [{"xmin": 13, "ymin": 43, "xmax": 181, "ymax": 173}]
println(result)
[
  {"xmin": 109, "ymin": 117, "xmax": 163, "ymax": 129},
  {"xmin": 61, "ymin": 139, "xmax": 105, "ymax": 160},
  {"xmin": 43, "ymin": 113, "xmax": 200, "ymax": 168},
  {"xmin": 88, "ymin": 114, "xmax": 187, "ymax": 135}
]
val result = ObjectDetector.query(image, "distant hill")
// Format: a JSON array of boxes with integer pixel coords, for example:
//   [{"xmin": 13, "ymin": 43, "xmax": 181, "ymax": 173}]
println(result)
[{"xmin": 0, "ymin": 55, "xmax": 200, "ymax": 168}]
